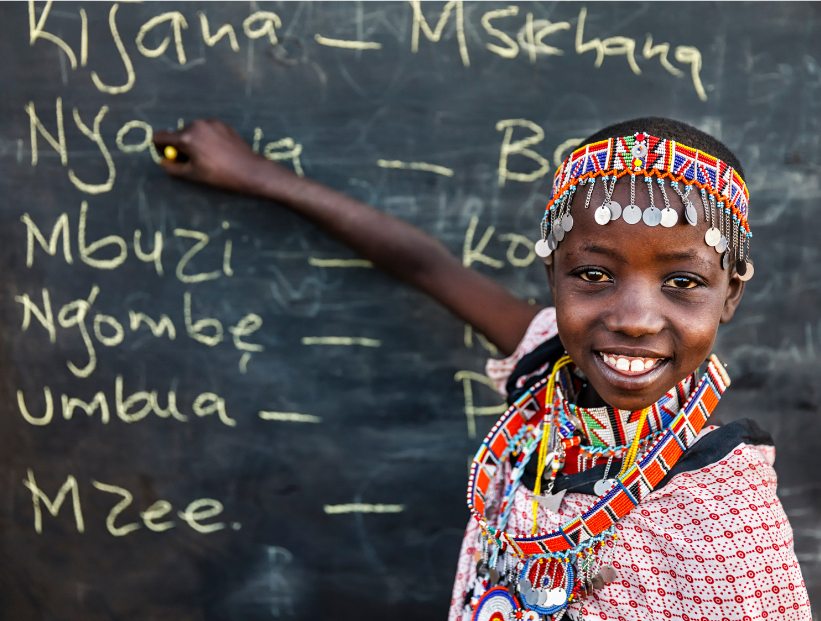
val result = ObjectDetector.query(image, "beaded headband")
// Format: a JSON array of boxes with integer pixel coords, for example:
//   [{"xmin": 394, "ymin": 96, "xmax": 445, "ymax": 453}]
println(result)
[{"xmin": 535, "ymin": 132, "xmax": 754, "ymax": 280}]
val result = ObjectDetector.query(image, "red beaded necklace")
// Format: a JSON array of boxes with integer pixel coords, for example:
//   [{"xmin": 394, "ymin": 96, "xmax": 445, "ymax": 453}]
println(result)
[{"xmin": 466, "ymin": 354, "xmax": 729, "ymax": 617}]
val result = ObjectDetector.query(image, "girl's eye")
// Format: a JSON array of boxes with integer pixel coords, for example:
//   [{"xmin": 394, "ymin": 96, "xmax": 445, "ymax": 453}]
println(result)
[
  {"xmin": 664, "ymin": 275, "xmax": 700, "ymax": 289},
  {"xmin": 578, "ymin": 269, "xmax": 612, "ymax": 283}
]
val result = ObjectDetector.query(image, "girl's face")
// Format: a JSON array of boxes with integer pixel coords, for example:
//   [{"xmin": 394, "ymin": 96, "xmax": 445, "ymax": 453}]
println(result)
[{"xmin": 548, "ymin": 178, "xmax": 745, "ymax": 411}]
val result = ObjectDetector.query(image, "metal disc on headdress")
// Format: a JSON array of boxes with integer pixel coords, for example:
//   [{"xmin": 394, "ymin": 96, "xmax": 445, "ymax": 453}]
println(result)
[
  {"xmin": 715, "ymin": 236, "xmax": 728, "ymax": 254},
  {"xmin": 594, "ymin": 204, "xmax": 611, "ymax": 225},
  {"xmin": 534, "ymin": 238, "xmax": 552, "ymax": 258},
  {"xmin": 622, "ymin": 204, "xmax": 642, "ymax": 224},
  {"xmin": 554, "ymin": 225, "xmax": 565, "ymax": 242},
  {"xmin": 608, "ymin": 200, "xmax": 622, "ymax": 221},
  {"xmin": 737, "ymin": 259, "xmax": 755, "ymax": 281},
  {"xmin": 721, "ymin": 250, "xmax": 730, "ymax": 270},
  {"xmin": 685, "ymin": 201, "xmax": 698, "ymax": 226},
  {"xmin": 704, "ymin": 227, "xmax": 721, "ymax": 246},
  {"xmin": 642, "ymin": 206, "xmax": 662, "ymax": 227},
  {"xmin": 660, "ymin": 207, "xmax": 678, "ymax": 228},
  {"xmin": 561, "ymin": 213, "xmax": 574, "ymax": 232},
  {"xmin": 547, "ymin": 231, "xmax": 558, "ymax": 251}
]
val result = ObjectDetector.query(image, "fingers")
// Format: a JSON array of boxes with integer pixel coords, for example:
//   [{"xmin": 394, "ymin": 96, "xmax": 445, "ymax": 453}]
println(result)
[
  {"xmin": 158, "ymin": 156, "xmax": 193, "ymax": 178},
  {"xmin": 153, "ymin": 129, "xmax": 191, "ymax": 165}
]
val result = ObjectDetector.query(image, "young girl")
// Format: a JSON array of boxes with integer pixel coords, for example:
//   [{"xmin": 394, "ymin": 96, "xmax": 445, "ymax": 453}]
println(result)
[{"xmin": 154, "ymin": 118, "xmax": 811, "ymax": 620}]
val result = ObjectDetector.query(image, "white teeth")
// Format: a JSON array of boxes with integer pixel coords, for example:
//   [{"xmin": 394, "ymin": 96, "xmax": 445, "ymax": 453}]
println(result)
[{"xmin": 599, "ymin": 353, "xmax": 663, "ymax": 374}]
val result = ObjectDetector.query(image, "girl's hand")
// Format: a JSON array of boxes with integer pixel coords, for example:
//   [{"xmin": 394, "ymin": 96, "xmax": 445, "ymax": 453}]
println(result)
[{"xmin": 153, "ymin": 119, "xmax": 288, "ymax": 195}]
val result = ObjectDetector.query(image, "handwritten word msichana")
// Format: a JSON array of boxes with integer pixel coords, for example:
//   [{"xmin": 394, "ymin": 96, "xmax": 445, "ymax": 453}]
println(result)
[
  {"xmin": 15, "ymin": 285, "xmax": 263, "ymax": 379},
  {"xmin": 24, "ymin": 469, "xmax": 232, "ymax": 536},
  {"xmin": 29, "ymin": 1, "xmax": 706, "ymax": 100}
]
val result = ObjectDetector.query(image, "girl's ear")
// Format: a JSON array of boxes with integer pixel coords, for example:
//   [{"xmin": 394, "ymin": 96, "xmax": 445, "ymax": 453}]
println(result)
[{"xmin": 720, "ymin": 270, "xmax": 746, "ymax": 323}]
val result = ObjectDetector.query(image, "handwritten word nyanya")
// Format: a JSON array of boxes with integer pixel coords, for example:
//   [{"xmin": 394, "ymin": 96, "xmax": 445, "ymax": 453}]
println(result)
[
  {"xmin": 25, "ymin": 97, "xmax": 304, "ymax": 194},
  {"xmin": 24, "ymin": 469, "xmax": 233, "ymax": 536},
  {"xmin": 16, "ymin": 375, "xmax": 235, "ymax": 427},
  {"xmin": 15, "ymin": 285, "xmax": 262, "ymax": 378}
]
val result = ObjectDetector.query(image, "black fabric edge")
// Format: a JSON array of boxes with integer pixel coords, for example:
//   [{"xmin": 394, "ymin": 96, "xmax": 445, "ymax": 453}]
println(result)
[{"xmin": 520, "ymin": 418, "xmax": 774, "ymax": 496}]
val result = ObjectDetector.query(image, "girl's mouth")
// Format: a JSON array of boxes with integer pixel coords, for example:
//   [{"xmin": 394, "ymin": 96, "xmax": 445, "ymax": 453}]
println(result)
[{"xmin": 597, "ymin": 351, "xmax": 666, "ymax": 376}]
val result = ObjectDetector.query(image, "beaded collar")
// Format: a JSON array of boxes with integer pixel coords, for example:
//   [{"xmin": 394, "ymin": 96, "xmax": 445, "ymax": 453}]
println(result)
[
  {"xmin": 565, "ymin": 372, "xmax": 693, "ymax": 449},
  {"xmin": 467, "ymin": 355, "xmax": 729, "ymax": 618}
]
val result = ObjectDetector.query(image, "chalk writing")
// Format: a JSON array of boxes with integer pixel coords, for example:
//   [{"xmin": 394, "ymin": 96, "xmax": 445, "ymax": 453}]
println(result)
[
  {"xmin": 308, "ymin": 257, "xmax": 374, "ymax": 268},
  {"xmin": 24, "ymin": 469, "xmax": 229, "ymax": 535},
  {"xmin": 314, "ymin": 34, "xmax": 382, "ymax": 50},
  {"xmin": 27, "ymin": 2, "xmax": 709, "ymax": 100},
  {"xmin": 21, "ymin": 202, "xmax": 234, "ymax": 281},
  {"xmin": 15, "ymin": 286, "xmax": 262, "ymax": 378},
  {"xmin": 377, "ymin": 159, "xmax": 455, "ymax": 177},
  {"xmin": 323, "ymin": 503, "xmax": 405, "ymax": 514},
  {"xmin": 301, "ymin": 337, "xmax": 381, "ymax": 347},
  {"xmin": 258, "ymin": 411, "xmax": 322, "ymax": 424},
  {"xmin": 17, "ymin": 375, "xmax": 236, "ymax": 427},
  {"xmin": 410, "ymin": 0, "xmax": 470, "ymax": 67}
]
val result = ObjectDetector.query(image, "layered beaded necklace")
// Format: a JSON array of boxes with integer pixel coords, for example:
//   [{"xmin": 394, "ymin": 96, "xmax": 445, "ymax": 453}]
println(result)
[{"xmin": 467, "ymin": 354, "xmax": 729, "ymax": 621}]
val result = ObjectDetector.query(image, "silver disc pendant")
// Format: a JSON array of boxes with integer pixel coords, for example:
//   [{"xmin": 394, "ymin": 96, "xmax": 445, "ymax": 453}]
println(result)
[
  {"xmin": 660, "ymin": 207, "xmax": 678, "ymax": 228},
  {"xmin": 594, "ymin": 204, "xmax": 611, "ymax": 225},
  {"xmin": 738, "ymin": 259, "xmax": 755, "ymax": 281},
  {"xmin": 561, "ymin": 213, "xmax": 574, "ymax": 232},
  {"xmin": 553, "ymin": 225, "xmax": 565, "ymax": 242},
  {"xmin": 721, "ymin": 250, "xmax": 730, "ymax": 270},
  {"xmin": 534, "ymin": 238, "xmax": 552, "ymax": 258},
  {"xmin": 593, "ymin": 478, "xmax": 617, "ymax": 497},
  {"xmin": 685, "ymin": 201, "xmax": 698, "ymax": 225},
  {"xmin": 547, "ymin": 231, "xmax": 558, "ymax": 251},
  {"xmin": 622, "ymin": 204, "xmax": 642, "ymax": 224},
  {"xmin": 704, "ymin": 227, "xmax": 721, "ymax": 246},
  {"xmin": 715, "ymin": 236, "xmax": 728, "ymax": 253},
  {"xmin": 608, "ymin": 200, "xmax": 622, "ymax": 221},
  {"xmin": 642, "ymin": 206, "xmax": 662, "ymax": 226},
  {"xmin": 545, "ymin": 588, "xmax": 568, "ymax": 607}
]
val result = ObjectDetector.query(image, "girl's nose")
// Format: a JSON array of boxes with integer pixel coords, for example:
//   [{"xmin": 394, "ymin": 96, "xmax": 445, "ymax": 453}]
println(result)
[{"xmin": 602, "ymin": 283, "xmax": 665, "ymax": 338}]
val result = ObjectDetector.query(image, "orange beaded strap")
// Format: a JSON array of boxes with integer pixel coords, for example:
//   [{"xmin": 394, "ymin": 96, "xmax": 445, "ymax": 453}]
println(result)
[{"xmin": 466, "ymin": 354, "xmax": 729, "ymax": 560}]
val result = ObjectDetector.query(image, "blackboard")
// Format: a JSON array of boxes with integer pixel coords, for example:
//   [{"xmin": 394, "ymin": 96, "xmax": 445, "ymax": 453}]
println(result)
[{"xmin": 1, "ymin": 2, "xmax": 819, "ymax": 619}]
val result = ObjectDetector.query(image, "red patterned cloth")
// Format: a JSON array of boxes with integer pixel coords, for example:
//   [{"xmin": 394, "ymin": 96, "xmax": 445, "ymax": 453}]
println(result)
[{"xmin": 450, "ymin": 310, "xmax": 812, "ymax": 621}]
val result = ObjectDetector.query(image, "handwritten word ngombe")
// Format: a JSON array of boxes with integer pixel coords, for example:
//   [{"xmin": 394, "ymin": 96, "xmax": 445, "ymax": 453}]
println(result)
[
  {"xmin": 15, "ymin": 286, "xmax": 263, "ymax": 379},
  {"xmin": 24, "ymin": 469, "xmax": 233, "ymax": 536}
]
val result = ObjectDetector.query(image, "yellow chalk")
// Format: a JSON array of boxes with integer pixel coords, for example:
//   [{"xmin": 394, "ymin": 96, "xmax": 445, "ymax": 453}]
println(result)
[{"xmin": 163, "ymin": 145, "xmax": 178, "ymax": 161}]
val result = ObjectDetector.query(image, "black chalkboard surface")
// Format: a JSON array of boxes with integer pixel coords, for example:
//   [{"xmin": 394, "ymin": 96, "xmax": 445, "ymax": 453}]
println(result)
[{"xmin": 1, "ymin": 2, "xmax": 819, "ymax": 619}]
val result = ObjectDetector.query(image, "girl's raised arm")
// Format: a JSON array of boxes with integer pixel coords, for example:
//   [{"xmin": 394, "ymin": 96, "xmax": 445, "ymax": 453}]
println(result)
[{"xmin": 153, "ymin": 120, "xmax": 538, "ymax": 355}]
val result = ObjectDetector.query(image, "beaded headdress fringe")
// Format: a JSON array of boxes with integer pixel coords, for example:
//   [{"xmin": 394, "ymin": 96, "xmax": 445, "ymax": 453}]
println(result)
[{"xmin": 535, "ymin": 133, "xmax": 754, "ymax": 281}]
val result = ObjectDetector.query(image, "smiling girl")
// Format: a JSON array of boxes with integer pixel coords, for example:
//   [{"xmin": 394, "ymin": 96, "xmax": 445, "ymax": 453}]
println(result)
[{"xmin": 155, "ymin": 117, "xmax": 811, "ymax": 620}]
